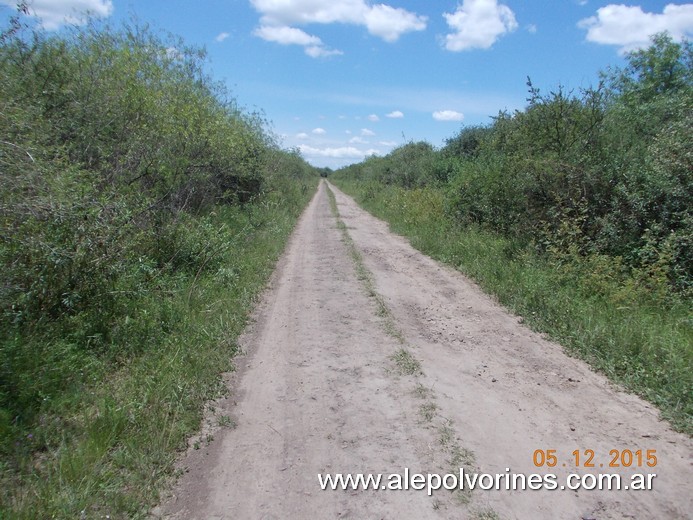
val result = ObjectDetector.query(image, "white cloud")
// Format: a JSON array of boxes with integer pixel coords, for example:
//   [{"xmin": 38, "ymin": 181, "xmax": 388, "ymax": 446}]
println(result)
[
  {"xmin": 386, "ymin": 110, "xmax": 404, "ymax": 118},
  {"xmin": 433, "ymin": 110, "xmax": 465, "ymax": 121},
  {"xmin": 215, "ymin": 32, "xmax": 231, "ymax": 42},
  {"xmin": 349, "ymin": 136, "xmax": 368, "ymax": 144},
  {"xmin": 250, "ymin": 0, "xmax": 427, "ymax": 52},
  {"xmin": 363, "ymin": 3, "xmax": 427, "ymax": 42},
  {"xmin": 361, "ymin": 128, "xmax": 375, "ymax": 136},
  {"xmin": 526, "ymin": 24, "xmax": 537, "ymax": 34},
  {"xmin": 312, "ymin": 127, "xmax": 327, "ymax": 135},
  {"xmin": 378, "ymin": 140, "xmax": 398, "ymax": 146},
  {"xmin": 578, "ymin": 4, "xmax": 693, "ymax": 53},
  {"xmin": 295, "ymin": 132, "xmax": 309, "ymax": 139},
  {"xmin": 251, "ymin": 0, "xmax": 365, "ymax": 26},
  {"xmin": 299, "ymin": 144, "xmax": 379, "ymax": 159},
  {"xmin": 7, "ymin": 0, "xmax": 113, "ymax": 30},
  {"xmin": 254, "ymin": 25, "xmax": 322, "ymax": 46},
  {"xmin": 305, "ymin": 45, "xmax": 344, "ymax": 57},
  {"xmin": 443, "ymin": 0, "xmax": 518, "ymax": 51},
  {"xmin": 254, "ymin": 24, "xmax": 342, "ymax": 57},
  {"xmin": 367, "ymin": 114, "xmax": 380, "ymax": 122}
]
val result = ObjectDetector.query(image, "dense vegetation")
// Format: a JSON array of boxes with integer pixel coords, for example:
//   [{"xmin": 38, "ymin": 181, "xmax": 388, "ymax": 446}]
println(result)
[
  {"xmin": 0, "ymin": 13, "xmax": 317, "ymax": 519},
  {"xmin": 332, "ymin": 34, "xmax": 692, "ymax": 433}
]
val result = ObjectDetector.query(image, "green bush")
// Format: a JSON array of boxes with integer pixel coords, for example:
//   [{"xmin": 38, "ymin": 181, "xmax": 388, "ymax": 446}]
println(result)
[
  {"xmin": 338, "ymin": 34, "xmax": 692, "ymax": 297},
  {"xmin": 0, "ymin": 13, "xmax": 319, "ymax": 517}
]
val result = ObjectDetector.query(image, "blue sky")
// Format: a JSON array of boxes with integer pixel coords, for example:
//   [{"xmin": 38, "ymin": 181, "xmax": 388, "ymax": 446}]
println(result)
[{"xmin": 2, "ymin": 1, "xmax": 692, "ymax": 168}]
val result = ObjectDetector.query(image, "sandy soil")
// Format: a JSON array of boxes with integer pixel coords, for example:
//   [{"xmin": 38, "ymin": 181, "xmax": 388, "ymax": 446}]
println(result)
[{"xmin": 159, "ymin": 180, "xmax": 692, "ymax": 520}]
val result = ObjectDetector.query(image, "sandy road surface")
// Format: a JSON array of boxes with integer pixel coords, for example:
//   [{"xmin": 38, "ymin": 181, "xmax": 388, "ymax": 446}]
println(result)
[{"xmin": 160, "ymin": 181, "xmax": 691, "ymax": 519}]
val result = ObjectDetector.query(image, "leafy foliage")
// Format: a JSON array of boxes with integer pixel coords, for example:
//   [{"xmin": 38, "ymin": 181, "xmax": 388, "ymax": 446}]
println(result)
[
  {"xmin": 0, "ymin": 14, "xmax": 318, "ymax": 517},
  {"xmin": 336, "ymin": 33, "xmax": 692, "ymax": 299},
  {"xmin": 338, "ymin": 141, "xmax": 444, "ymax": 188}
]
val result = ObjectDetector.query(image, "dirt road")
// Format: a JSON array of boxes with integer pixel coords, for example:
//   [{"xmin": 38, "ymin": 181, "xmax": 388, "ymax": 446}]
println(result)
[{"xmin": 160, "ymin": 181, "xmax": 692, "ymax": 519}]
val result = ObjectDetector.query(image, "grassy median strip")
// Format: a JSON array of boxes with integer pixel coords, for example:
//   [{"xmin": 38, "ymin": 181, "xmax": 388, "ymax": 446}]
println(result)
[
  {"xmin": 326, "ymin": 183, "xmax": 407, "ymax": 346},
  {"xmin": 326, "ymin": 183, "xmax": 497, "ymax": 518}
]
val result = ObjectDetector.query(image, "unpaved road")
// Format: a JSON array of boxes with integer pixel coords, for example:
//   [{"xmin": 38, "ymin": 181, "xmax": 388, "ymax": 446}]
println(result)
[{"xmin": 160, "ymin": 181, "xmax": 692, "ymax": 519}]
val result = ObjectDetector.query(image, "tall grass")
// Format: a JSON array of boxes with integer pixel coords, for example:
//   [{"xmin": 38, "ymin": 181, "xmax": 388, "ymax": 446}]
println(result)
[{"xmin": 332, "ymin": 179, "xmax": 692, "ymax": 435}]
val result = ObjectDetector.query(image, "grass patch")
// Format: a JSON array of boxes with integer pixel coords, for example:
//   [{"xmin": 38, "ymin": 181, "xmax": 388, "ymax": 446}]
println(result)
[
  {"xmin": 331, "ymin": 178, "xmax": 692, "ymax": 435},
  {"xmin": 217, "ymin": 415, "xmax": 236, "ymax": 429},
  {"xmin": 418, "ymin": 402, "xmax": 438, "ymax": 422},
  {"xmin": 413, "ymin": 383, "xmax": 432, "ymax": 400},
  {"xmin": 472, "ymin": 508, "xmax": 502, "ymax": 520},
  {"xmin": 391, "ymin": 348, "xmax": 422, "ymax": 376},
  {"xmin": 438, "ymin": 419, "xmax": 476, "ymax": 506}
]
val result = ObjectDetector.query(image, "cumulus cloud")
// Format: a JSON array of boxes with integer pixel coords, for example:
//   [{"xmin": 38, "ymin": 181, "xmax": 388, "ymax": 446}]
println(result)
[
  {"xmin": 433, "ymin": 110, "xmax": 465, "ymax": 121},
  {"xmin": 362, "ymin": 3, "xmax": 427, "ymax": 42},
  {"xmin": 578, "ymin": 4, "xmax": 693, "ymax": 53},
  {"xmin": 386, "ymin": 110, "xmax": 404, "ymax": 118},
  {"xmin": 443, "ymin": 0, "xmax": 518, "ymax": 51},
  {"xmin": 254, "ymin": 25, "xmax": 322, "ymax": 46},
  {"xmin": 312, "ymin": 127, "xmax": 327, "ymax": 135},
  {"xmin": 295, "ymin": 132, "xmax": 309, "ymax": 139},
  {"xmin": 378, "ymin": 140, "xmax": 398, "ymax": 146},
  {"xmin": 367, "ymin": 114, "xmax": 380, "ymax": 122},
  {"xmin": 215, "ymin": 32, "xmax": 231, "ymax": 42},
  {"xmin": 5, "ymin": 0, "xmax": 113, "ymax": 30},
  {"xmin": 349, "ymin": 136, "xmax": 369, "ymax": 144},
  {"xmin": 254, "ymin": 24, "xmax": 342, "ymax": 57},
  {"xmin": 299, "ymin": 144, "xmax": 379, "ymax": 159},
  {"xmin": 361, "ymin": 128, "xmax": 376, "ymax": 136},
  {"xmin": 250, "ymin": 0, "xmax": 426, "ymax": 56}
]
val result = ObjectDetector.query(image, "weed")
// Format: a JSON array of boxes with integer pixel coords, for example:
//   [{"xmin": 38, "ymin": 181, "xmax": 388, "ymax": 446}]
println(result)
[
  {"xmin": 419, "ymin": 402, "xmax": 438, "ymax": 422},
  {"xmin": 413, "ymin": 383, "xmax": 432, "ymax": 400},
  {"xmin": 391, "ymin": 348, "xmax": 422, "ymax": 376},
  {"xmin": 472, "ymin": 508, "xmax": 501, "ymax": 520},
  {"xmin": 217, "ymin": 415, "xmax": 236, "ymax": 429}
]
